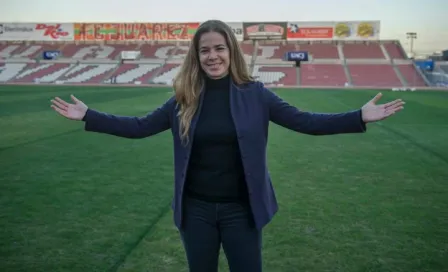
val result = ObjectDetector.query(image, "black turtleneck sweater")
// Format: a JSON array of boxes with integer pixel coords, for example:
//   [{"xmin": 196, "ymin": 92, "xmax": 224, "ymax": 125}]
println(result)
[{"xmin": 184, "ymin": 74, "xmax": 249, "ymax": 203}]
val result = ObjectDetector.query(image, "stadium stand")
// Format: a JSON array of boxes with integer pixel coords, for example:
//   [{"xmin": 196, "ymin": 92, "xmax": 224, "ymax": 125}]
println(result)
[
  {"xmin": 0, "ymin": 21, "xmax": 441, "ymax": 88},
  {"xmin": 424, "ymin": 61, "xmax": 448, "ymax": 87}
]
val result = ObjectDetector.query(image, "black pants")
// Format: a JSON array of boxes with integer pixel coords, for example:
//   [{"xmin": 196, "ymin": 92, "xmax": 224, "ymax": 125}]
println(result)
[{"xmin": 179, "ymin": 196, "xmax": 262, "ymax": 272}]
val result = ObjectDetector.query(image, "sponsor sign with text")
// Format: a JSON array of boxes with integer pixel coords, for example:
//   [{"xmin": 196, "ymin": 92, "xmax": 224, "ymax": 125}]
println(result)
[
  {"xmin": 0, "ymin": 21, "xmax": 380, "ymax": 42},
  {"xmin": 74, "ymin": 23, "xmax": 200, "ymax": 41},
  {"xmin": 42, "ymin": 50, "xmax": 61, "ymax": 60},
  {"xmin": 225, "ymin": 22, "xmax": 243, "ymax": 41},
  {"xmin": 0, "ymin": 23, "xmax": 73, "ymax": 41},
  {"xmin": 287, "ymin": 22, "xmax": 333, "ymax": 39},
  {"xmin": 242, "ymin": 22, "xmax": 287, "ymax": 40},
  {"xmin": 286, "ymin": 21, "xmax": 380, "ymax": 40}
]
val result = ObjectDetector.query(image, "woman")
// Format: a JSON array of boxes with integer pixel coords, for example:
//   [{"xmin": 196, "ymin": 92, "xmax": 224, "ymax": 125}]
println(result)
[{"xmin": 51, "ymin": 20, "xmax": 404, "ymax": 272}]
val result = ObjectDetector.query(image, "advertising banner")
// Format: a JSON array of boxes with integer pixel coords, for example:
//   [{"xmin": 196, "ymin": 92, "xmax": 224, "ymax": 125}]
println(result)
[
  {"xmin": 242, "ymin": 22, "xmax": 287, "ymax": 40},
  {"xmin": 285, "ymin": 21, "xmax": 380, "ymax": 40},
  {"xmin": 0, "ymin": 23, "xmax": 74, "ymax": 41},
  {"xmin": 286, "ymin": 22, "xmax": 334, "ymax": 40},
  {"xmin": 0, "ymin": 21, "xmax": 380, "ymax": 42},
  {"xmin": 42, "ymin": 50, "xmax": 61, "ymax": 60},
  {"xmin": 225, "ymin": 22, "xmax": 243, "ymax": 41},
  {"xmin": 74, "ymin": 23, "xmax": 200, "ymax": 41},
  {"xmin": 333, "ymin": 21, "xmax": 380, "ymax": 40}
]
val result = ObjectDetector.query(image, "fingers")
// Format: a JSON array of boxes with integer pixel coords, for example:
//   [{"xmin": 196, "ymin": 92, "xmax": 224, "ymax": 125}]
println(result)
[
  {"xmin": 385, "ymin": 105, "xmax": 404, "ymax": 116},
  {"xmin": 50, "ymin": 105, "xmax": 69, "ymax": 118},
  {"xmin": 70, "ymin": 94, "xmax": 80, "ymax": 103},
  {"xmin": 370, "ymin": 92, "xmax": 383, "ymax": 104},
  {"xmin": 55, "ymin": 97, "xmax": 70, "ymax": 107},
  {"xmin": 383, "ymin": 99, "xmax": 405, "ymax": 109},
  {"xmin": 50, "ymin": 97, "xmax": 70, "ymax": 118},
  {"xmin": 51, "ymin": 98, "xmax": 68, "ymax": 111}
]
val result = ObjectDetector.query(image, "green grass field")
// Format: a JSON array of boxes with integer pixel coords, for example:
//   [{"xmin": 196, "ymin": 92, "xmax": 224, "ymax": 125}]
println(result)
[{"xmin": 1, "ymin": 85, "xmax": 447, "ymax": 272}]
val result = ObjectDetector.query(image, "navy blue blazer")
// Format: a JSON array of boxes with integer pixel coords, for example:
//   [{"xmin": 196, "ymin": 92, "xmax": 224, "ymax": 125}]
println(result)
[{"xmin": 83, "ymin": 80, "xmax": 366, "ymax": 230}]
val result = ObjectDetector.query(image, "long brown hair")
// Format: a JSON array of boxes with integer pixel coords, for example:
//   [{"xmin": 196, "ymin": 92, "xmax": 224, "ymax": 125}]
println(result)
[{"xmin": 173, "ymin": 20, "xmax": 254, "ymax": 145}]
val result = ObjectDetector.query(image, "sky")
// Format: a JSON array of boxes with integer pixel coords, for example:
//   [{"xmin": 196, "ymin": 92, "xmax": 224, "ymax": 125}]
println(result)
[{"xmin": 1, "ymin": 0, "xmax": 447, "ymax": 54}]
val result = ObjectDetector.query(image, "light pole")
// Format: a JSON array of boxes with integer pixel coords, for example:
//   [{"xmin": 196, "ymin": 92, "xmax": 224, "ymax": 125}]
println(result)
[{"xmin": 406, "ymin": 32, "xmax": 417, "ymax": 58}]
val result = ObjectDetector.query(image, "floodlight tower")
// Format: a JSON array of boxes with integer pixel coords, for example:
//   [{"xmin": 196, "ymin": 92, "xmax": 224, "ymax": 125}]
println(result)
[{"xmin": 406, "ymin": 32, "xmax": 417, "ymax": 58}]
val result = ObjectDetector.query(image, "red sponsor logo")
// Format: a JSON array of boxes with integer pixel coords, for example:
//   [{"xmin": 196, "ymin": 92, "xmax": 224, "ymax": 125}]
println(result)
[
  {"xmin": 287, "ymin": 26, "xmax": 333, "ymax": 39},
  {"xmin": 35, "ymin": 24, "xmax": 69, "ymax": 39}
]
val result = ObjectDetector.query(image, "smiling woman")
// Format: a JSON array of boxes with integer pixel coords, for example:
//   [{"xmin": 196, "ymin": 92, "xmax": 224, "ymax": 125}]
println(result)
[
  {"xmin": 50, "ymin": 19, "xmax": 404, "ymax": 272},
  {"xmin": 173, "ymin": 20, "xmax": 253, "ymax": 144},
  {"xmin": 198, "ymin": 31, "xmax": 230, "ymax": 79}
]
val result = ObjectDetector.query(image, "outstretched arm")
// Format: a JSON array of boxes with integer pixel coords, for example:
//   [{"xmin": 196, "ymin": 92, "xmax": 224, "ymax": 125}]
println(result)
[
  {"xmin": 263, "ymin": 86, "xmax": 366, "ymax": 135},
  {"xmin": 83, "ymin": 96, "xmax": 175, "ymax": 139}
]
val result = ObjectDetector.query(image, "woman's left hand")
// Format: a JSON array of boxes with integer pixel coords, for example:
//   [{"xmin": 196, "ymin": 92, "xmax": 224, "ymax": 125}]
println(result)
[{"xmin": 361, "ymin": 93, "xmax": 405, "ymax": 123}]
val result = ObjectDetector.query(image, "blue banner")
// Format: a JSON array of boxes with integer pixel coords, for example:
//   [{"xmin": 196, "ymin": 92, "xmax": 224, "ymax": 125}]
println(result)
[{"xmin": 42, "ymin": 50, "xmax": 61, "ymax": 60}]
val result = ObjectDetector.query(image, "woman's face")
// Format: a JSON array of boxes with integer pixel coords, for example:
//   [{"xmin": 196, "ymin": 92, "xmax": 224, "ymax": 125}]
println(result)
[{"xmin": 198, "ymin": 31, "xmax": 230, "ymax": 79}]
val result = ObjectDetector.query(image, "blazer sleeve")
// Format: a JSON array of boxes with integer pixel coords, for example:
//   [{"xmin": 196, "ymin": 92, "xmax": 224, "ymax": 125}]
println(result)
[
  {"xmin": 82, "ymin": 96, "xmax": 175, "ymax": 139},
  {"xmin": 262, "ymin": 84, "xmax": 366, "ymax": 135}
]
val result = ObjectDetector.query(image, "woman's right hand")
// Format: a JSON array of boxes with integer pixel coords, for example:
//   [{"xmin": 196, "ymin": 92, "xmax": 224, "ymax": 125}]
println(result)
[{"xmin": 51, "ymin": 95, "xmax": 88, "ymax": 121}]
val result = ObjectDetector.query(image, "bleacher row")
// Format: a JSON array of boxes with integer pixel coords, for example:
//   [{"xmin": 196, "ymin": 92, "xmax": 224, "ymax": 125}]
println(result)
[{"xmin": 0, "ymin": 40, "xmax": 429, "ymax": 87}]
